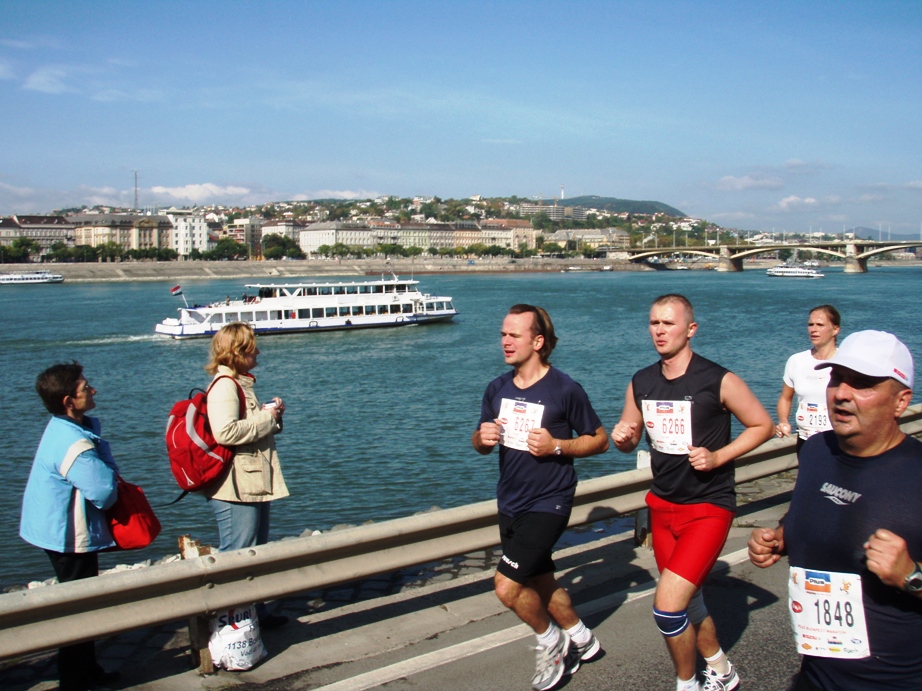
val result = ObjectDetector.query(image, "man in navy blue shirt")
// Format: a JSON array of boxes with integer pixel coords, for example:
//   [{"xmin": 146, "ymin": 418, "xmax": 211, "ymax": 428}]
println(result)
[
  {"xmin": 473, "ymin": 304, "xmax": 608, "ymax": 691},
  {"xmin": 749, "ymin": 330, "xmax": 922, "ymax": 690}
]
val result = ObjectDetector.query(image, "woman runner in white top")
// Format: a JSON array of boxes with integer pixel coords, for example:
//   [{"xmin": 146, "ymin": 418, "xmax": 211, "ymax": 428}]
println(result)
[{"xmin": 775, "ymin": 304, "xmax": 841, "ymax": 454}]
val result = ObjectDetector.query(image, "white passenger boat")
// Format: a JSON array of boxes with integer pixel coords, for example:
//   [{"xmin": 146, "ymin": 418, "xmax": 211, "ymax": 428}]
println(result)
[
  {"xmin": 155, "ymin": 274, "xmax": 458, "ymax": 339},
  {"xmin": 765, "ymin": 264, "xmax": 824, "ymax": 279},
  {"xmin": 0, "ymin": 270, "xmax": 64, "ymax": 284}
]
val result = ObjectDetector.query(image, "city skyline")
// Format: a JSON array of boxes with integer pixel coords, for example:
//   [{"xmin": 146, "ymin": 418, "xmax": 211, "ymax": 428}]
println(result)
[{"xmin": 1, "ymin": 1, "xmax": 920, "ymax": 234}]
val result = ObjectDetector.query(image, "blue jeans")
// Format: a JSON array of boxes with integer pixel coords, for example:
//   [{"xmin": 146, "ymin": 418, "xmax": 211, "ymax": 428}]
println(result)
[
  {"xmin": 209, "ymin": 499, "xmax": 272, "ymax": 552},
  {"xmin": 209, "ymin": 499, "xmax": 275, "ymax": 618}
]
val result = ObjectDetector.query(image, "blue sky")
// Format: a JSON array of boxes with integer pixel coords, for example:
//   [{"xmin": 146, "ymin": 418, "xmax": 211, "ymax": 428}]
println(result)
[{"xmin": 1, "ymin": 1, "xmax": 920, "ymax": 234}]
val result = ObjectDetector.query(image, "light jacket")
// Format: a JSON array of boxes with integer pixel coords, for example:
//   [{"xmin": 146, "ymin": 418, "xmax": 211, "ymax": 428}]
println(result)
[
  {"xmin": 20, "ymin": 415, "xmax": 119, "ymax": 553},
  {"xmin": 204, "ymin": 365, "xmax": 289, "ymax": 503}
]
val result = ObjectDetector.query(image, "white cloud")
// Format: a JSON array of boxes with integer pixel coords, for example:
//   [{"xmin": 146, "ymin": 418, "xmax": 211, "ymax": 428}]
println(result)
[
  {"xmin": 716, "ymin": 174, "xmax": 784, "ymax": 191},
  {"xmin": 0, "ymin": 61, "xmax": 14, "ymax": 80},
  {"xmin": 150, "ymin": 183, "xmax": 252, "ymax": 204},
  {"xmin": 777, "ymin": 194, "xmax": 841, "ymax": 212},
  {"xmin": 905, "ymin": 181, "xmax": 922, "ymax": 191},
  {"xmin": 23, "ymin": 67, "xmax": 73, "ymax": 94},
  {"xmin": 778, "ymin": 195, "xmax": 818, "ymax": 211},
  {"xmin": 0, "ymin": 180, "xmax": 35, "ymax": 198},
  {"xmin": 301, "ymin": 189, "xmax": 383, "ymax": 200}
]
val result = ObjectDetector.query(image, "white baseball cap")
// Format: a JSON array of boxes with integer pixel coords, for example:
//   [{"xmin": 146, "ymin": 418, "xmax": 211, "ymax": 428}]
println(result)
[{"xmin": 815, "ymin": 330, "xmax": 914, "ymax": 389}]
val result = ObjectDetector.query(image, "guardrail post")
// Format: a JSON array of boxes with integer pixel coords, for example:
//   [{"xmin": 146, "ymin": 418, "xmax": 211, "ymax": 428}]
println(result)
[
  {"xmin": 634, "ymin": 508, "xmax": 652, "ymax": 548},
  {"xmin": 179, "ymin": 535, "xmax": 215, "ymax": 675}
]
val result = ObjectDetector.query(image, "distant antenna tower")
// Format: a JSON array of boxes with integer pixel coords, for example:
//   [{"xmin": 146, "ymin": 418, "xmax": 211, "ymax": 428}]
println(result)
[
  {"xmin": 561, "ymin": 184, "xmax": 565, "ymax": 200},
  {"xmin": 133, "ymin": 170, "xmax": 139, "ymax": 210}
]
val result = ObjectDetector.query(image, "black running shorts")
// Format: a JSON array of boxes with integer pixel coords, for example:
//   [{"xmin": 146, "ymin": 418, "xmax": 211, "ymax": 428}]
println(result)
[{"xmin": 496, "ymin": 511, "xmax": 569, "ymax": 584}]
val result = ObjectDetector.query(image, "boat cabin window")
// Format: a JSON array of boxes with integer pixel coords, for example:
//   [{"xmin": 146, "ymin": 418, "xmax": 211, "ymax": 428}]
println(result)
[
  {"xmin": 425, "ymin": 302, "xmax": 434, "ymax": 312},
  {"xmin": 225, "ymin": 312, "xmax": 239, "ymax": 323},
  {"xmin": 187, "ymin": 312, "xmax": 206, "ymax": 323},
  {"xmin": 270, "ymin": 310, "xmax": 283, "ymax": 320},
  {"xmin": 359, "ymin": 285, "xmax": 373, "ymax": 294},
  {"xmin": 284, "ymin": 310, "xmax": 296, "ymax": 320},
  {"xmin": 389, "ymin": 304, "xmax": 401, "ymax": 314},
  {"xmin": 312, "ymin": 308, "xmax": 323, "ymax": 318},
  {"xmin": 209, "ymin": 313, "xmax": 224, "ymax": 324},
  {"xmin": 401, "ymin": 304, "xmax": 413, "ymax": 314},
  {"xmin": 255, "ymin": 311, "xmax": 268, "ymax": 321},
  {"xmin": 298, "ymin": 309, "xmax": 312, "ymax": 319},
  {"xmin": 305, "ymin": 287, "xmax": 317, "ymax": 296},
  {"xmin": 377, "ymin": 305, "xmax": 388, "ymax": 315},
  {"xmin": 338, "ymin": 306, "xmax": 350, "ymax": 317},
  {"xmin": 241, "ymin": 311, "xmax": 254, "ymax": 322},
  {"xmin": 320, "ymin": 286, "xmax": 332, "ymax": 296},
  {"xmin": 346, "ymin": 285, "xmax": 358, "ymax": 294},
  {"xmin": 396, "ymin": 284, "xmax": 408, "ymax": 292},
  {"xmin": 384, "ymin": 284, "xmax": 395, "ymax": 293},
  {"xmin": 333, "ymin": 286, "xmax": 345, "ymax": 295},
  {"xmin": 325, "ymin": 307, "xmax": 337, "ymax": 318},
  {"xmin": 257, "ymin": 288, "xmax": 275, "ymax": 299},
  {"xmin": 352, "ymin": 306, "xmax": 364, "ymax": 316},
  {"xmin": 373, "ymin": 285, "xmax": 384, "ymax": 294}
]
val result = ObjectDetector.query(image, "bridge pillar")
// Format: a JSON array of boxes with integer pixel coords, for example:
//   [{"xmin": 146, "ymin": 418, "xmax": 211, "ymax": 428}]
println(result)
[
  {"xmin": 844, "ymin": 256, "xmax": 868, "ymax": 273},
  {"xmin": 843, "ymin": 243, "xmax": 868, "ymax": 273},
  {"xmin": 716, "ymin": 246, "xmax": 742, "ymax": 272}
]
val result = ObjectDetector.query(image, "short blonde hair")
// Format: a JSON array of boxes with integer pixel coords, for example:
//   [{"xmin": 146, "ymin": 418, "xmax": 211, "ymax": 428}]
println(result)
[{"xmin": 205, "ymin": 322, "xmax": 257, "ymax": 375}]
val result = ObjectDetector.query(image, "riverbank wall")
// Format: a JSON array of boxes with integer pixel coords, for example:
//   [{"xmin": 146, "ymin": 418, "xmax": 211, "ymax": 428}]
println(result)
[
  {"xmin": 16, "ymin": 256, "xmax": 918, "ymax": 284},
  {"xmin": 20, "ymin": 257, "xmax": 656, "ymax": 283}
]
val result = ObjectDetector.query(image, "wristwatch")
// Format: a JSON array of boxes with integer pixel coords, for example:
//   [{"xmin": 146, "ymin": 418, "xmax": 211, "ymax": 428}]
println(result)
[
  {"xmin": 904, "ymin": 562, "xmax": 922, "ymax": 592},
  {"xmin": 553, "ymin": 442, "xmax": 563, "ymax": 456}
]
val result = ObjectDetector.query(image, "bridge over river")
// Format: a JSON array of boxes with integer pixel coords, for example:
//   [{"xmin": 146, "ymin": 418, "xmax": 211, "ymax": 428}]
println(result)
[{"xmin": 626, "ymin": 239, "xmax": 922, "ymax": 273}]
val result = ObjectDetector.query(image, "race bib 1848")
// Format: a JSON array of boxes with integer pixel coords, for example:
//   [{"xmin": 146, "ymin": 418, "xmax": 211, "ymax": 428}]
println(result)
[{"xmin": 788, "ymin": 566, "xmax": 870, "ymax": 659}]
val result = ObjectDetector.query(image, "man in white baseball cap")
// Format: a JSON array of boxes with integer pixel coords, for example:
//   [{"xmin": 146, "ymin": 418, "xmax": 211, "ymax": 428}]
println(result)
[{"xmin": 749, "ymin": 330, "xmax": 922, "ymax": 690}]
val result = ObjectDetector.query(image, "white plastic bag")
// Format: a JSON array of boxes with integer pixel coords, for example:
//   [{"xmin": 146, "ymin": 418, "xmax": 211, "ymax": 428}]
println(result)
[{"xmin": 208, "ymin": 604, "xmax": 267, "ymax": 670}]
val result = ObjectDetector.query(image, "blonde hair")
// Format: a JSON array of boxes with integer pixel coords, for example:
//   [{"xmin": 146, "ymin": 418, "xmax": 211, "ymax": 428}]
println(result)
[{"xmin": 205, "ymin": 322, "xmax": 257, "ymax": 375}]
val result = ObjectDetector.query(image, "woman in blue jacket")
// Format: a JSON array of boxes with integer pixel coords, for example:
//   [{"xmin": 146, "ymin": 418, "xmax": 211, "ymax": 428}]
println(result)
[{"xmin": 20, "ymin": 362, "xmax": 120, "ymax": 691}]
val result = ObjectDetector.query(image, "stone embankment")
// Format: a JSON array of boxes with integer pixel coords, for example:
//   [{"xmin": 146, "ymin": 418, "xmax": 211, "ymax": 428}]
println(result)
[{"xmin": 31, "ymin": 257, "xmax": 650, "ymax": 283}]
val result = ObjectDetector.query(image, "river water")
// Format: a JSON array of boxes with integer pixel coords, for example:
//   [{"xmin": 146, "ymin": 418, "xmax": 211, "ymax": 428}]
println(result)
[{"xmin": 1, "ymin": 266, "xmax": 919, "ymax": 587}]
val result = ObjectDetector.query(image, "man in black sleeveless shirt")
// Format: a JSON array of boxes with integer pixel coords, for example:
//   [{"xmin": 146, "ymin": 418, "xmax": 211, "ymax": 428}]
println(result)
[
  {"xmin": 612, "ymin": 294, "xmax": 773, "ymax": 691},
  {"xmin": 749, "ymin": 330, "xmax": 922, "ymax": 690}
]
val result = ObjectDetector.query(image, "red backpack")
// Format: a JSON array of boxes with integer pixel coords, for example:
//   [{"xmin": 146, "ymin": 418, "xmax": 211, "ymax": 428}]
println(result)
[{"xmin": 166, "ymin": 376, "xmax": 245, "ymax": 493}]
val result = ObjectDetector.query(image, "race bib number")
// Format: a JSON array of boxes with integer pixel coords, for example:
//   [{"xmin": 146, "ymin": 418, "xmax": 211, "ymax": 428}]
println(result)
[
  {"xmin": 497, "ymin": 398, "xmax": 545, "ymax": 452},
  {"xmin": 788, "ymin": 567, "xmax": 870, "ymax": 659},
  {"xmin": 641, "ymin": 400, "xmax": 692, "ymax": 455},
  {"xmin": 795, "ymin": 400, "xmax": 831, "ymax": 437}
]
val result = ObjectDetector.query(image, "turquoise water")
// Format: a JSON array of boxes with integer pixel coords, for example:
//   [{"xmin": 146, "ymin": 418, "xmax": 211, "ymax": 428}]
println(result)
[{"xmin": 2, "ymin": 267, "xmax": 919, "ymax": 587}]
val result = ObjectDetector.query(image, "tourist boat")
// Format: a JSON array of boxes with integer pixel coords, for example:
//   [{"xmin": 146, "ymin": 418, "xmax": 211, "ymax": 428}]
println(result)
[
  {"xmin": 154, "ymin": 274, "xmax": 458, "ymax": 339},
  {"xmin": 0, "ymin": 270, "xmax": 64, "ymax": 284},
  {"xmin": 765, "ymin": 264, "xmax": 824, "ymax": 279}
]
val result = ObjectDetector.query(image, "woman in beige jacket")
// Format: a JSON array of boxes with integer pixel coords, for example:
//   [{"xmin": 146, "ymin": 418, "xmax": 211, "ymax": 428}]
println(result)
[{"xmin": 205, "ymin": 322, "xmax": 289, "ymax": 627}]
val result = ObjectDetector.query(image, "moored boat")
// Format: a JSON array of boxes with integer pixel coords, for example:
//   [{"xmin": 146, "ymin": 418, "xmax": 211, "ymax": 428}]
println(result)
[
  {"xmin": 154, "ymin": 274, "xmax": 458, "ymax": 339},
  {"xmin": 766, "ymin": 264, "xmax": 824, "ymax": 279},
  {"xmin": 0, "ymin": 270, "xmax": 64, "ymax": 284}
]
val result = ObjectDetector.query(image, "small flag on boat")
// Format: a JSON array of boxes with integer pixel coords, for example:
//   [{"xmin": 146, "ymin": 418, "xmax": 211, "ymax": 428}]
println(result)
[{"xmin": 170, "ymin": 285, "xmax": 183, "ymax": 296}]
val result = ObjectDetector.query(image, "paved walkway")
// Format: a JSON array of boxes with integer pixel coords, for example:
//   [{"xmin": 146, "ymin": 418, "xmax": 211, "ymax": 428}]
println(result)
[{"xmin": 0, "ymin": 471, "xmax": 796, "ymax": 690}]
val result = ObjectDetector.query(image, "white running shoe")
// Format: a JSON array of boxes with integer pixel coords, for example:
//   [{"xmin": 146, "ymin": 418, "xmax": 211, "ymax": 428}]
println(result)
[
  {"xmin": 565, "ymin": 633, "xmax": 602, "ymax": 674},
  {"xmin": 701, "ymin": 661, "xmax": 741, "ymax": 691},
  {"xmin": 531, "ymin": 631, "xmax": 570, "ymax": 691}
]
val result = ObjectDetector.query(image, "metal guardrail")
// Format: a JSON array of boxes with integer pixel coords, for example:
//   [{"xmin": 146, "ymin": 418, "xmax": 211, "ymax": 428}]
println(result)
[{"xmin": 3, "ymin": 404, "xmax": 922, "ymax": 661}]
